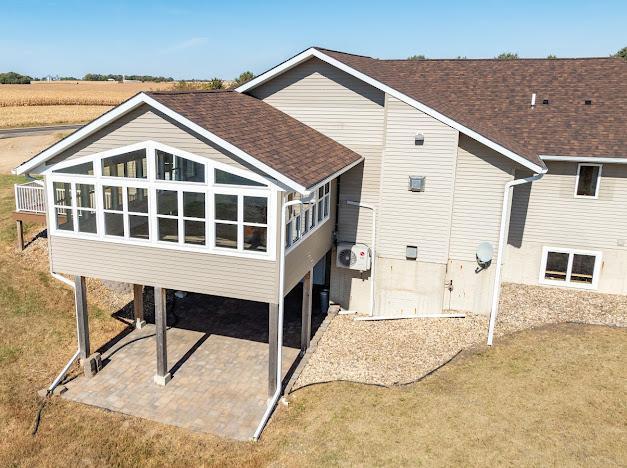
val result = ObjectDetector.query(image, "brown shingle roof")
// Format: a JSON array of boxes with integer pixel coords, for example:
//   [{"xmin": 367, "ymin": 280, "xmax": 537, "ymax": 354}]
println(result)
[
  {"xmin": 146, "ymin": 90, "xmax": 361, "ymax": 189},
  {"xmin": 315, "ymin": 48, "xmax": 627, "ymax": 167}
]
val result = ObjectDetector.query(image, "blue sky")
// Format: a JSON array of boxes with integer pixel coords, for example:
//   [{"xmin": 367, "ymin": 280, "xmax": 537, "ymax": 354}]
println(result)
[{"xmin": 1, "ymin": 0, "xmax": 625, "ymax": 79}]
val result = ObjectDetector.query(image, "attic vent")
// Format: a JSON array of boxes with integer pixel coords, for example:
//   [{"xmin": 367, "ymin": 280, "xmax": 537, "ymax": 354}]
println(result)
[
  {"xmin": 542, "ymin": 99, "xmax": 549, "ymax": 105},
  {"xmin": 584, "ymin": 99, "xmax": 592, "ymax": 105}
]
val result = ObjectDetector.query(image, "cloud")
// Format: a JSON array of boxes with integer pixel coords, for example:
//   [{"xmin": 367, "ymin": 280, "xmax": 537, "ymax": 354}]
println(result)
[{"xmin": 160, "ymin": 37, "xmax": 209, "ymax": 54}]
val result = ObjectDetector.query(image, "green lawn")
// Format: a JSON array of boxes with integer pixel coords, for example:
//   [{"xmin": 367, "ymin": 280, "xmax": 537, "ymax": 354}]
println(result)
[{"xmin": 0, "ymin": 173, "xmax": 624, "ymax": 467}]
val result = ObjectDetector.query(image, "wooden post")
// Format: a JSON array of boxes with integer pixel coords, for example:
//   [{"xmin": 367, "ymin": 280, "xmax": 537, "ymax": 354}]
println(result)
[
  {"xmin": 74, "ymin": 276, "xmax": 90, "ymax": 360},
  {"xmin": 133, "ymin": 284, "xmax": 145, "ymax": 329},
  {"xmin": 16, "ymin": 220, "xmax": 24, "ymax": 251},
  {"xmin": 153, "ymin": 287, "xmax": 171, "ymax": 385},
  {"xmin": 301, "ymin": 269, "xmax": 313, "ymax": 354},
  {"xmin": 268, "ymin": 303, "xmax": 279, "ymax": 397}
]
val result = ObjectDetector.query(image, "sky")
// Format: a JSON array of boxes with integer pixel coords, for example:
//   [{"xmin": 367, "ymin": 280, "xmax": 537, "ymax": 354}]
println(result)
[{"xmin": 1, "ymin": 0, "xmax": 625, "ymax": 79}]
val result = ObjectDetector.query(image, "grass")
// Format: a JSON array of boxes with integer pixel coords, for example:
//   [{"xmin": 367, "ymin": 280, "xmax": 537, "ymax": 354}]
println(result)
[{"xmin": 0, "ymin": 173, "xmax": 624, "ymax": 466}]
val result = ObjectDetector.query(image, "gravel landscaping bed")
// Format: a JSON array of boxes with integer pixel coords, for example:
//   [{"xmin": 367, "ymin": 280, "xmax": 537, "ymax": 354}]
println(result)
[{"xmin": 292, "ymin": 282, "xmax": 627, "ymax": 390}]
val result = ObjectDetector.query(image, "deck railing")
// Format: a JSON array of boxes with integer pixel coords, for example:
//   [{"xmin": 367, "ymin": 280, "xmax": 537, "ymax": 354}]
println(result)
[{"xmin": 14, "ymin": 181, "xmax": 46, "ymax": 214}]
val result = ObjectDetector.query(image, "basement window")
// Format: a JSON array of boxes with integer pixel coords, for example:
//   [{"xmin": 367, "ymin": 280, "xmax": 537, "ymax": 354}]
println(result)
[
  {"xmin": 575, "ymin": 163, "xmax": 602, "ymax": 198},
  {"xmin": 540, "ymin": 247, "xmax": 601, "ymax": 289}
]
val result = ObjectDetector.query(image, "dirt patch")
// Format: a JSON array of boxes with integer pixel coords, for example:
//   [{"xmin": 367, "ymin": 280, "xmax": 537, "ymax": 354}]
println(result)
[{"xmin": 0, "ymin": 134, "xmax": 67, "ymax": 174}]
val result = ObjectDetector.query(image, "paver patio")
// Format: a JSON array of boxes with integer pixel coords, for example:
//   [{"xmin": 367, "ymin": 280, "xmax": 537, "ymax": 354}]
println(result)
[{"xmin": 62, "ymin": 291, "xmax": 318, "ymax": 440}]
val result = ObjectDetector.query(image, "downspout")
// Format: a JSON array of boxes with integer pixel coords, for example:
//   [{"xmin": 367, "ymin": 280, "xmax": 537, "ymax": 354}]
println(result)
[
  {"xmin": 47, "ymin": 272, "xmax": 81, "ymax": 393},
  {"xmin": 345, "ymin": 200, "xmax": 377, "ymax": 316},
  {"xmin": 253, "ymin": 194, "xmax": 312, "ymax": 440},
  {"xmin": 487, "ymin": 172, "xmax": 544, "ymax": 345}
]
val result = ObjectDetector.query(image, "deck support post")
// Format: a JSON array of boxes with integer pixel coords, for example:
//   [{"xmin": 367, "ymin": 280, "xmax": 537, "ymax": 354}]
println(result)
[
  {"xmin": 301, "ymin": 269, "xmax": 313, "ymax": 354},
  {"xmin": 133, "ymin": 284, "xmax": 145, "ymax": 329},
  {"xmin": 268, "ymin": 302, "xmax": 279, "ymax": 397},
  {"xmin": 153, "ymin": 287, "xmax": 171, "ymax": 386},
  {"xmin": 74, "ymin": 276, "xmax": 90, "ymax": 360},
  {"xmin": 16, "ymin": 220, "xmax": 24, "ymax": 251}
]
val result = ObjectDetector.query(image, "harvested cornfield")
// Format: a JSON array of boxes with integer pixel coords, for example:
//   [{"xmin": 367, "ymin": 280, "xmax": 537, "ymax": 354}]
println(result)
[
  {"xmin": 0, "ymin": 81, "xmax": 174, "ymax": 107},
  {"xmin": 0, "ymin": 105, "xmax": 112, "ymax": 128}
]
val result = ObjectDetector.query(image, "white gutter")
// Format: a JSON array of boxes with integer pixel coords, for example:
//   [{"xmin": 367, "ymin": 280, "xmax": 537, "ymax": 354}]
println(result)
[
  {"xmin": 487, "ymin": 173, "xmax": 544, "ymax": 345},
  {"xmin": 47, "ymin": 272, "xmax": 81, "ymax": 394},
  {"xmin": 253, "ymin": 195, "xmax": 314, "ymax": 440},
  {"xmin": 540, "ymin": 155, "xmax": 627, "ymax": 164},
  {"xmin": 345, "ymin": 200, "xmax": 377, "ymax": 317}
]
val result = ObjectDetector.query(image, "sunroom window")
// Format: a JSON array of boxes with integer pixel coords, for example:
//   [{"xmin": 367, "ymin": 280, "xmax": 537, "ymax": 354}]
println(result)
[
  {"xmin": 215, "ymin": 169, "xmax": 265, "ymax": 187},
  {"xmin": 157, "ymin": 150, "xmax": 204, "ymax": 183},
  {"xmin": 53, "ymin": 181, "xmax": 73, "ymax": 231},
  {"xmin": 48, "ymin": 142, "xmax": 273, "ymax": 257},
  {"xmin": 102, "ymin": 149, "xmax": 147, "ymax": 178},
  {"xmin": 285, "ymin": 182, "xmax": 330, "ymax": 249}
]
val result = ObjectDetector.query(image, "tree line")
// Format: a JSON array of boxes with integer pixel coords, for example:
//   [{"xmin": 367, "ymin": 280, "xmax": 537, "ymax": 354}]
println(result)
[{"xmin": 407, "ymin": 46, "xmax": 627, "ymax": 60}]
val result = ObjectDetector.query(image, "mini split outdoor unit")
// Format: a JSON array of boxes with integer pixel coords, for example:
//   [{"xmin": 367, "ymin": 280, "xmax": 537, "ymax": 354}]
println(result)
[{"xmin": 336, "ymin": 242, "xmax": 371, "ymax": 271}]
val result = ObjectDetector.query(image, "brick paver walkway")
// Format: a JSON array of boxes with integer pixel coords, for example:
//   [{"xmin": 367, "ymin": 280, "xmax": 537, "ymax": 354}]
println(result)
[{"xmin": 63, "ymin": 293, "xmax": 310, "ymax": 440}]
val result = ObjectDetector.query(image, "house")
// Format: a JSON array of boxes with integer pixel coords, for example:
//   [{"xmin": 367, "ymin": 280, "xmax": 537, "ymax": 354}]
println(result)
[{"xmin": 12, "ymin": 47, "xmax": 627, "ymax": 437}]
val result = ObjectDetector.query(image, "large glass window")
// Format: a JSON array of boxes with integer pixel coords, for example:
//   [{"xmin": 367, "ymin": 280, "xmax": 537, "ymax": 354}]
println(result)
[
  {"xmin": 157, "ymin": 150, "xmax": 204, "ymax": 183},
  {"xmin": 50, "ymin": 143, "xmax": 272, "ymax": 256},
  {"xmin": 102, "ymin": 149, "xmax": 147, "ymax": 178},
  {"xmin": 541, "ymin": 248, "xmax": 600, "ymax": 289}
]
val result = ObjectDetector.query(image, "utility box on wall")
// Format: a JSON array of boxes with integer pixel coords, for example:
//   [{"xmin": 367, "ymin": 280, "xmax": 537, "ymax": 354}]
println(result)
[{"xmin": 408, "ymin": 176, "xmax": 426, "ymax": 192}]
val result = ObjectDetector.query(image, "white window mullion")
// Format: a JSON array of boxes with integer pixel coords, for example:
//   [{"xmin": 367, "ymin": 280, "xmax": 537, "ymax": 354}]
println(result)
[
  {"xmin": 71, "ymin": 182, "xmax": 79, "ymax": 233},
  {"xmin": 178, "ymin": 190, "xmax": 184, "ymax": 244},
  {"xmin": 206, "ymin": 190, "xmax": 213, "ymax": 247},
  {"xmin": 237, "ymin": 194, "xmax": 244, "ymax": 250},
  {"xmin": 122, "ymin": 186, "xmax": 130, "ymax": 238},
  {"xmin": 149, "ymin": 187, "xmax": 158, "ymax": 243},
  {"xmin": 95, "ymin": 182, "xmax": 104, "ymax": 238}
]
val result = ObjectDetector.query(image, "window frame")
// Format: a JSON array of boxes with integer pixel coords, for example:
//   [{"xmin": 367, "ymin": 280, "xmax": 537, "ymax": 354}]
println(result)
[
  {"xmin": 574, "ymin": 163, "xmax": 602, "ymax": 199},
  {"xmin": 285, "ymin": 181, "xmax": 331, "ymax": 252},
  {"xmin": 539, "ymin": 246, "xmax": 602, "ymax": 290},
  {"xmin": 45, "ymin": 140, "xmax": 278, "ymax": 260}
]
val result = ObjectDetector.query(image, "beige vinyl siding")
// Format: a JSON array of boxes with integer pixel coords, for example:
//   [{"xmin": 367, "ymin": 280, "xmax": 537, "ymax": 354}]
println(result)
[
  {"xmin": 377, "ymin": 96, "xmax": 459, "ymax": 263},
  {"xmin": 250, "ymin": 57, "xmax": 385, "ymax": 246},
  {"xmin": 50, "ymin": 236, "xmax": 279, "ymax": 303},
  {"xmin": 250, "ymin": 57, "xmax": 385, "ymax": 148},
  {"xmin": 283, "ymin": 181, "xmax": 336, "ymax": 293},
  {"xmin": 509, "ymin": 162, "xmax": 627, "ymax": 250},
  {"xmin": 48, "ymin": 105, "xmax": 249, "ymax": 172},
  {"xmin": 449, "ymin": 135, "xmax": 514, "ymax": 261}
]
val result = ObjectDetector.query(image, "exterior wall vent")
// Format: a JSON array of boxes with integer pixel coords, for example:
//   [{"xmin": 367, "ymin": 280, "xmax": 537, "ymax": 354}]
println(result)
[
  {"xmin": 408, "ymin": 176, "xmax": 426, "ymax": 192},
  {"xmin": 415, "ymin": 133, "xmax": 425, "ymax": 145}
]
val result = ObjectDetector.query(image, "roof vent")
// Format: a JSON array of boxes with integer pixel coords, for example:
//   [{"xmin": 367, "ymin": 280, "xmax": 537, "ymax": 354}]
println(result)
[
  {"xmin": 542, "ymin": 99, "xmax": 549, "ymax": 105},
  {"xmin": 584, "ymin": 99, "xmax": 592, "ymax": 105},
  {"xmin": 530, "ymin": 93, "xmax": 536, "ymax": 108}
]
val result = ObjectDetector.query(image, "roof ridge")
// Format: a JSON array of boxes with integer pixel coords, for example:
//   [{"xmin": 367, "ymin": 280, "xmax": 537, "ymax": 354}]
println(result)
[{"xmin": 146, "ymin": 89, "xmax": 234, "ymax": 95}]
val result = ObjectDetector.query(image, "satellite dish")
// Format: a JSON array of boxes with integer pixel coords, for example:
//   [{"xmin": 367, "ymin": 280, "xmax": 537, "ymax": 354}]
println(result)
[{"xmin": 476, "ymin": 242, "xmax": 494, "ymax": 271}]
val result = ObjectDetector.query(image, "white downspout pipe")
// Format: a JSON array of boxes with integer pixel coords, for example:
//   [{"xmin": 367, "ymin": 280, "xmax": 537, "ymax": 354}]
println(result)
[
  {"xmin": 253, "ymin": 195, "xmax": 313, "ymax": 440},
  {"xmin": 487, "ymin": 172, "xmax": 544, "ymax": 345},
  {"xmin": 345, "ymin": 200, "xmax": 376, "ymax": 316},
  {"xmin": 47, "ymin": 272, "xmax": 81, "ymax": 393}
]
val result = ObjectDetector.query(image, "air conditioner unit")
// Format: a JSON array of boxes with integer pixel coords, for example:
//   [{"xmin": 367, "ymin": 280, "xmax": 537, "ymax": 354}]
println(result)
[{"xmin": 336, "ymin": 243, "xmax": 371, "ymax": 271}]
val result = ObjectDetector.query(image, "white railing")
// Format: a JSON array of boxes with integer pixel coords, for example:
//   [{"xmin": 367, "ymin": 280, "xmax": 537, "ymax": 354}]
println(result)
[{"xmin": 14, "ymin": 181, "xmax": 46, "ymax": 213}]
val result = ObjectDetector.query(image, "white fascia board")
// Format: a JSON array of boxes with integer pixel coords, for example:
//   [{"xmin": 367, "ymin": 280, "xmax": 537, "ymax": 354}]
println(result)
[
  {"xmin": 540, "ymin": 154, "xmax": 627, "ymax": 164},
  {"xmin": 238, "ymin": 48, "xmax": 547, "ymax": 175},
  {"xmin": 13, "ymin": 92, "xmax": 311, "ymax": 195}
]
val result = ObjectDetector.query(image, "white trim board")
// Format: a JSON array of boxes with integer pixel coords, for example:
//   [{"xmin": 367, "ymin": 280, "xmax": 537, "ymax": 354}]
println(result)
[
  {"xmin": 540, "ymin": 155, "xmax": 627, "ymax": 164},
  {"xmin": 237, "ymin": 47, "xmax": 547, "ymax": 175},
  {"xmin": 13, "ymin": 92, "xmax": 336, "ymax": 195}
]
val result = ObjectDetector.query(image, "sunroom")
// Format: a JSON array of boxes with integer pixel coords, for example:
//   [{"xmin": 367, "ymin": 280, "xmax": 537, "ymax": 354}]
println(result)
[{"xmin": 13, "ymin": 90, "xmax": 362, "ymax": 439}]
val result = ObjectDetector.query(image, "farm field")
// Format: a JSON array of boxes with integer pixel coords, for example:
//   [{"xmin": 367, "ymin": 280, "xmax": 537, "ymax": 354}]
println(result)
[{"xmin": 0, "ymin": 81, "xmax": 175, "ymax": 128}]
